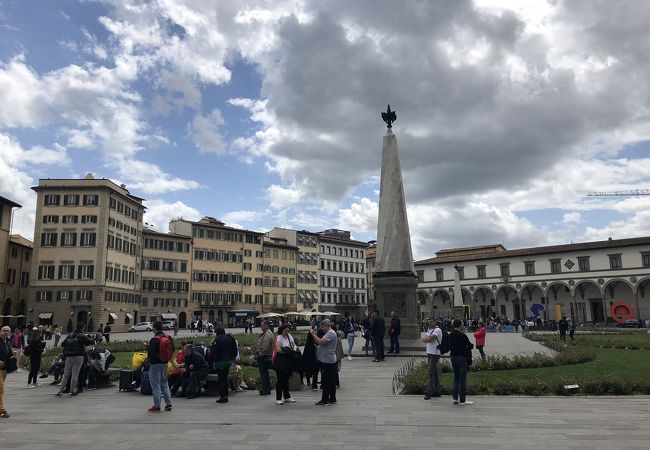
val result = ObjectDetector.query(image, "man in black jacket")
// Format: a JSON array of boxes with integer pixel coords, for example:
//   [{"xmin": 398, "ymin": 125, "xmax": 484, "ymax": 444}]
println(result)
[
  {"xmin": 371, "ymin": 311, "xmax": 385, "ymax": 362},
  {"xmin": 183, "ymin": 344, "xmax": 209, "ymax": 399},
  {"xmin": 449, "ymin": 319, "xmax": 474, "ymax": 405},
  {"xmin": 209, "ymin": 327, "xmax": 238, "ymax": 403},
  {"xmin": 0, "ymin": 325, "xmax": 15, "ymax": 418},
  {"xmin": 56, "ymin": 323, "xmax": 94, "ymax": 397},
  {"xmin": 388, "ymin": 311, "xmax": 401, "ymax": 354}
]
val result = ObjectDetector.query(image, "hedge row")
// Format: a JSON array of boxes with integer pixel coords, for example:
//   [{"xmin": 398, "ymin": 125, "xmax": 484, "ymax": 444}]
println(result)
[{"xmin": 525, "ymin": 333, "xmax": 650, "ymax": 350}]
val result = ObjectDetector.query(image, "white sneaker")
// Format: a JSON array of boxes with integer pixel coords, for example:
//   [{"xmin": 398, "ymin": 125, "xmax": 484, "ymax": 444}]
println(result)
[
  {"xmin": 33, "ymin": 383, "xmax": 39, "ymax": 388},
  {"xmin": 27, "ymin": 384, "xmax": 36, "ymax": 389},
  {"xmin": 235, "ymin": 387, "xmax": 244, "ymax": 392},
  {"xmin": 17, "ymin": 368, "xmax": 23, "ymax": 373},
  {"xmin": 460, "ymin": 401, "xmax": 474, "ymax": 405},
  {"xmin": 276, "ymin": 400, "xmax": 284, "ymax": 405},
  {"xmin": 347, "ymin": 355, "xmax": 352, "ymax": 361},
  {"xmin": 285, "ymin": 398, "xmax": 296, "ymax": 403}
]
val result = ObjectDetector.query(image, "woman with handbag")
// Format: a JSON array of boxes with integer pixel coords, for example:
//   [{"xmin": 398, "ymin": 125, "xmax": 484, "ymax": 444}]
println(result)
[{"xmin": 272, "ymin": 324, "xmax": 296, "ymax": 405}]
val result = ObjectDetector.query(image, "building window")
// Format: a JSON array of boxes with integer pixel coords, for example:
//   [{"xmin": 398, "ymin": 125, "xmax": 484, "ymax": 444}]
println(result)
[
  {"xmin": 550, "ymin": 259, "xmax": 561, "ymax": 274},
  {"xmin": 44, "ymin": 195, "xmax": 60, "ymax": 206},
  {"xmin": 609, "ymin": 254, "xmax": 623, "ymax": 270},
  {"xmin": 62, "ymin": 215, "xmax": 78, "ymax": 224},
  {"xmin": 524, "ymin": 261, "xmax": 535, "ymax": 276},
  {"xmin": 38, "ymin": 265, "xmax": 55, "ymax": 280},
  {"xmin": 61, "ymin": 232, "xmax": 77, "ymax": 247},
  {"xmin": 58, "ymin": 264, "xmax": 75, "ymax": 280},
  {"xmin": 40, "ymin": 232, "xmax": 57, "ymax": 247},
  {"xmin": 42, "ymin": 215, "xmax": 59, "ymax": 224},
  {"xmin": 80, "ymin": 232, "xmax": 97, "ymax": 247},
  {"xmin": 81, "ymin": 215, "xmax": 97, "ymax": 224},
  {"xmin": 476, "ymin": 265, "xmax": 486, "ymax": 279},
  {"xmin": 500, "ymin": 263, "xmax": 510, "ymax": 278},
  {"xmin": 435, "ymin": 269, "xmax": 444, "ymax": 282},
  {"xmin": 416, "ymin": 271, "xmax": 424, "ymax": 283},
  {"xmin": 78, "ymin": 264, "xmax": 95, "ymax": 280},
  {"xmin": 83, "ymin": 194, "xmax": 99, "ymax": 206},
  {"xmin": 63, "ymin": 195, "xmax": 80, "ymax": 206},
  {"xmin": 642, "ymin": 252, "xmax": 650, "ymax": 268},
  {"xmin": 455, "ymin": 266, "xmax": 464, "ymax": 280},
  {"xmin": 578, "ymin": 256, "xmax": 590, "ymax": 272}
]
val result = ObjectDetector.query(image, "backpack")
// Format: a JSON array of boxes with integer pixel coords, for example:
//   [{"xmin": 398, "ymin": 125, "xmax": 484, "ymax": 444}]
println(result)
[
  {"xmin": 437, "ymin": 328, "xmax": 451, "ymax": 355},
  {"xmin": 154, "ymin": 334, "xmax": 174, "ymax": 363}
]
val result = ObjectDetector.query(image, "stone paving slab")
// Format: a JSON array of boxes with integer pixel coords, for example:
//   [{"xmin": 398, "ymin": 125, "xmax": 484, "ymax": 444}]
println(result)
[{"xmin": 2, "ymin": 334, "xmax": 647, "ymax": 449}]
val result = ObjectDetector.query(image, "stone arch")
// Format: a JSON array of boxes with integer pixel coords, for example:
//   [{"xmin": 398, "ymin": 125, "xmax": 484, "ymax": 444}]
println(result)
[
  {"xmin": 473, "ymin": 286, "xmax": 495, "ymax": 318},
  {"xmin": 603, "ymin": 278, "xmax": 637, "ymax": 322},
  {"xmin": 178, "ymin": 311, "xmax": 187, "ymax": 328},
  {"xmin": 544, "ymin": 281, "xmax": 572, "ymax": 297},
  {"xmin": 430, "ymin": 288, "xmax": 452, "ymax": 318},
  {"xmin": 495, "ymin": 285, "xmax": 518, "ymax": 319},
  {"xmin": 520, "ymin": 283, "xmax": 544, "ymax": 320},
  {"xmin": 573, "ymin": 280, "xmax": 602, "ymax": 323}
]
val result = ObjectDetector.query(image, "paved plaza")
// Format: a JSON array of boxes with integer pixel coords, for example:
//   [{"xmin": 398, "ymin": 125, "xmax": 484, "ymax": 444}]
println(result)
[{"xmin": 2, "ymin": 333, "xmax": 649, "ymax": 449}]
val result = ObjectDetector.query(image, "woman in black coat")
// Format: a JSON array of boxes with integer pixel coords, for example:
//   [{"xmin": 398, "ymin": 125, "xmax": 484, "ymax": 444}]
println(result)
[
  {"xmin": 26, "ymin": 327, "xmax": 46, "ymax": 387},
  {"xmin": 302, "ymin": 332, "xmax": 318, "ymax": 389}
]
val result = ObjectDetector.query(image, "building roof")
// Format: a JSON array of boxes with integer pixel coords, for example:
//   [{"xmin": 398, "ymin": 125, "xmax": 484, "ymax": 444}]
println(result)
[
  {"xmin": 178, "ymin": 217, "xmax": 264, "ymax": 236},
  {"xmin": 9, "ymin": 234, "xmax": 33, "ymax": 248},
  {"xmin": 142, "ymin": 227, "xmax": 193, "ymax": 240},
  {"xmin": 263, "ymin": 239, "xmax": 298, "ymax": 250},
  {"xmin": 0, "ymin": 195, "xmax": 21, "ymax": 208},
  {"xmin": 32, "ymin": 177, "xmax": 146, "ymax": 206},
  {"xmin": 415, "ymin": 236, "xmax": 650, "ymax": 265}
]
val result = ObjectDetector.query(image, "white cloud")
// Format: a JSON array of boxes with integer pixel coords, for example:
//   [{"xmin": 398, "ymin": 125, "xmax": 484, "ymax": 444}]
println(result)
[
  {"xmin": 143, "ymin": 199, "xmax": 201, "ymax": 232},
  {"xmin": 222, "ymin": 210, "xmax": 265, "ymax": 228},
  {"xmin": 189, "ymin": 109, "xmax": 226, "ymax": 154},
  {"xmin": 266, "ymin": 184, "xmax": 303, "ymax": 209},
  {"xmin": 562, "ymin": 212, "xmax": 582, "ymax": 224},
  {"xmin": 337, "ymin": 198, "xmax": 378, "ymax": 234}
]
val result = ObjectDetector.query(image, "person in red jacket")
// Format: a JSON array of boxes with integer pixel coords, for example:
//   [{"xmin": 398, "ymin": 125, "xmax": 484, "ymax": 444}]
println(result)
[{"xmin": 473, "ymin": 321, "xmax": 487, "ymax": 361}]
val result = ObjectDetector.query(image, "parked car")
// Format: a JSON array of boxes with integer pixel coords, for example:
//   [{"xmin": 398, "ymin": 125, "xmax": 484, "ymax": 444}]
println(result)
[
  {"xmin": 129, "ymin": 321, "xmax": 153, "ymax": 332},
  {"xmin": 162, "ymin": 320, "xmax": 175, "ymax": 330},
  {"xmin": 617, "ymin": 319, "xmax": 642, "ymax": 328}
]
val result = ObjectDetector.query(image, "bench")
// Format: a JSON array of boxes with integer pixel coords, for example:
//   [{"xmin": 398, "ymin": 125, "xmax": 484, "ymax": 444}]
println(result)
[
  {"xmin": 204, "ymin": 372, "xmax": 242, "ymax": 396},
  {"xmin": 95, "ymin": 367, "xmax": 121, "ymax": 388}
]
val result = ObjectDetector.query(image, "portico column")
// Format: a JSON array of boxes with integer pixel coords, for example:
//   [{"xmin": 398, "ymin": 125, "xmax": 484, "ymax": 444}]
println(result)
[{"xmin": 635, "ymin": 291, "xmax": 642, "ymax": 321}]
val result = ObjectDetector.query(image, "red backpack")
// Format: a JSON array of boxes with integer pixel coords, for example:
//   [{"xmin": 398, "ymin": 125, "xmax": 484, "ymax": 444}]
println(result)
[{"xmin": 155, "ymin": 334, "xmax": 174, "ymax": 362}]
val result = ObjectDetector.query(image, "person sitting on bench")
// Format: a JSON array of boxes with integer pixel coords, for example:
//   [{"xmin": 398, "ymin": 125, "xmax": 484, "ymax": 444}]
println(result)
[
  {"xmin": 87, "ymin": 348, "xmax": 115, "ymax": 389},
  {"xmin": 183, "ymin": 344, "xmax": 208, "ymax": 399}
]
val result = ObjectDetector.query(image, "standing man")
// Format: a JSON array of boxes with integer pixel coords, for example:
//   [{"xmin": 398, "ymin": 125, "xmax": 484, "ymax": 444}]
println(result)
[
  {"xmin": 558, "ymin": 316, "xmax": 568, "ymax": 341},
  {"xmin": 388, "ymin": 311, "xmax": 401, "ymax": 354},
  {"xmin": 209, "ymin": 327, "xmax": 238, "ymax": 404},
  {"xmin": 103, "ymin": 323, "xmax": 112, "ymax": 343},
  {"xmin": 56, "ymin": 323, "xmax": 93, "ymax": 397},
  {"xmin": 310, "ymin": 319, "xmax": 338, "ymax": 406},
  {"xmin": 421, "ymin": 317, "xmax": 442, "ymax": 399},
  {"xmin": 371, "ymin": 311, "xmax": 385, "ymax": 362},
  {"xmin": 1, "ymin": 325, "xmax": 15, "ymax": 418},
  {"xmin": 146, "ymin": 321, "xmax": 173, "ymax": 412},
  {"xmin": 255, "ymin": 319, "xmax": 274, "ymax": 396}
]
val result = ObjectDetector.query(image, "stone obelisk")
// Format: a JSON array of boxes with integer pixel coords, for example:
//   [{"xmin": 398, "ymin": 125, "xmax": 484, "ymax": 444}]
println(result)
[{"xmin": 374, "ymin": 105, "xmax": 419, "ymax": 340}]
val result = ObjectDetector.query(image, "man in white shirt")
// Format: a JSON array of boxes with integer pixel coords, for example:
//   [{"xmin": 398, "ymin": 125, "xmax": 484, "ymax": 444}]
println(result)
[{"xmin": 421, "ymin": 317, "xmax": 442, "ymax": 400}]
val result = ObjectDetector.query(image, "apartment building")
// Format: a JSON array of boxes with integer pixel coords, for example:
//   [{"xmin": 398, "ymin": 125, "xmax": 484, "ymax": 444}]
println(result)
[
  {"xmin": 267, "ymin": 228, "xmax": 320, "ymax": 311},
  {"xmin": 2, "ymin": 234, "xmax": 31, "ymax": 328},
  {"xmin": 318, "ymin": 229, "xmax": 369, "ymax": 319},
  {"xmin": 262, "ymin": 237, "xmax": 298, "ymax": 312},
  {"xmin": 1, "ymin": 196, "xmax": 22, "ymax": 326},
  {"xmin": 30, "ymin": 175, "xmax": 145, "ymax": 332},
  {"xmin": 140, "ymin": 228, "xmax": 192, "ymax": 327},
  {"xmin": 169, "ymin": 217, "xmax": 264, "ymax": 326}
]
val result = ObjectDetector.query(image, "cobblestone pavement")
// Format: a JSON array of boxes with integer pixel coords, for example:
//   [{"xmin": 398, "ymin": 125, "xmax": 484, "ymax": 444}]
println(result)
[{"xmin": 2, "ymin": 333, "xmax": 648, "ymax": 449}]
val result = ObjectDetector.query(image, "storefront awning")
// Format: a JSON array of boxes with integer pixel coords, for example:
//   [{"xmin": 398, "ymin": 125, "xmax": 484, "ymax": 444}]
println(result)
[
  {"xmin": 109, "ymin": 312, "xmax": 118, "ymax": 320},
  {"xmin": 38, "ymin": 313, "xmax": 53, "ymax": 319},
  {"xmin": 161, "ymin": 313, "xmax": 177, "ymax": 320},
  {"xmin": 125, "ymin": 313, "xmax": 134, "ymax": 320}
]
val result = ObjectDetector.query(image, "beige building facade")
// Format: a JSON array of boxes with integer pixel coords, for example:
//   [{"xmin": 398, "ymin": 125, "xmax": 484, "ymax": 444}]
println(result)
[
  {"xmin": 261, "ymin": 237, "xmax": 298, "ymax": 313},
  {"xmin": 1, "ymin": 196, "xmax": 22, "ymax": 326},
  {"xmin": 267, "ymin": 228, "xmax": 319, "ymax": 311},
  {"xmin": 2, "ymin": 235, "xmax": 31, "ymax": 328},
  {"xmin": 318, "ymin": 229, "xmax": 369, "ymax": 319},
  {"xmin": 169, "ymin": 217, "xmax": 264, "ymax": 326},
  {"xmin": 30, "ymin": 175, "xmax": 145, "ymax": 332},
  {"xmin": 140, "ymin": 228, "xmax": 192, "ymax": 327}
]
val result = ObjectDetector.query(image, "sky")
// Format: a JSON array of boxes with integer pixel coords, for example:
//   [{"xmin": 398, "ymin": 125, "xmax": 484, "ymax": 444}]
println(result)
[{"xmin": 1, "ymin": 0, "xmax": 649, "ymax": 261}]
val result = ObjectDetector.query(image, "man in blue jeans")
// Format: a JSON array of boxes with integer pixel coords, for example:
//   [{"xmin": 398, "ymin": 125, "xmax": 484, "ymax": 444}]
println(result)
[
  {"xmin": 255, "ymin": 320, "xmax": 274, "ymax": 395},
  {"xmin": 147, "ymin": 321, "xmax": 173, "ymax": 412}
]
